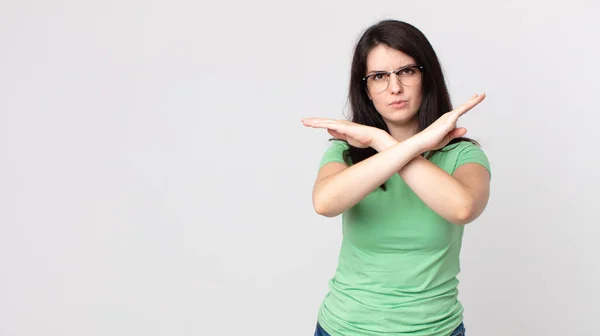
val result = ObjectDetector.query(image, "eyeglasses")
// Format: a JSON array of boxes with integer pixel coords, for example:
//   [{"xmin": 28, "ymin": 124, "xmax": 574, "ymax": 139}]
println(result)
[{"xmin": 362, "ymin": 65, "xmax": 424, "ymax": 93}]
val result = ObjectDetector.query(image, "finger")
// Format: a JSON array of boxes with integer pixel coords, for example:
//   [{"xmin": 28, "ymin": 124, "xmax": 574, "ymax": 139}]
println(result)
[
  {"xmin": 327, "ymin": 129, "xmax": 347, "ymax": 140},
  {"xmin": 468, "ymin": 93, "xmax": 486, "ymax": 102},
  {"xmin": 456, "ymin": 98, "xmax": 480, "ymax": 115},
  {"xmin": 305, "ymin": 120, "xmax": 348, "ymax": 132},
  {"xmin": 454, "ymin": 93, "xmax": 486, "ymax": 116},
  {"xmin": 302, "ymin": 117, "xmax": 338, "ymax": 123},
  {"xmin": 302, "ymin": 118, "xmax": 336, "ymax": 126},
  {"xmin": 301, "ymin": 117, "xmax": 329, "ymax": 126},
  {"xmin": 449, "ymin": 127, "xmax": 467, "ymax": 139},
  {"xmin": 302, "ymin": 119, "xmax": 329, "ymax": 128}
]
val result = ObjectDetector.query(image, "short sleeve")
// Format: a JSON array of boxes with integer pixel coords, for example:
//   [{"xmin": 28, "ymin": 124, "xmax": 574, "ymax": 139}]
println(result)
[
  {"xmin": 318, "ymin": 140, "xmax": 350, "ymax": 170},
  {"xmin": 452, "ymin": 142, "xmax": 492, "ymax": 178}
]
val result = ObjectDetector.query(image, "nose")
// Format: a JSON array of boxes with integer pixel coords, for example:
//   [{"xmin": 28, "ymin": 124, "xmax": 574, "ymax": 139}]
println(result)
[{"xmin": 388, "ymin": 73, "xmax": 403, "ymax": 94}]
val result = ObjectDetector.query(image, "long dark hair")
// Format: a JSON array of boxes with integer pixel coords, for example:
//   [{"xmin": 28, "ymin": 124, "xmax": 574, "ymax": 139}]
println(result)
[{"xmin": 339, "ymin": 20, "xmax": 477, "ymax": 190}]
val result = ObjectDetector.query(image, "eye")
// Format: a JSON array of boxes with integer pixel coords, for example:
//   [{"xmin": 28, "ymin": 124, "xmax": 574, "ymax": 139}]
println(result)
[
  {"xmin": 372, "ymin": 73, "xmax": 387, "ymax": 81},
  {"xmin": 401, "ymin": 68, "xmax": 416, "ymax": 75}
]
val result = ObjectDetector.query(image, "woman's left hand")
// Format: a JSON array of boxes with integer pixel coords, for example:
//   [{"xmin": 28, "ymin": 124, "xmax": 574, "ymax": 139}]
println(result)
[
  {"xmin": 414, "ymin": 93, "xmax": 486, "ymax": 152},
  {"xmin": 301, "ymin": 117, "xmax": 393, "ymax": 151}
]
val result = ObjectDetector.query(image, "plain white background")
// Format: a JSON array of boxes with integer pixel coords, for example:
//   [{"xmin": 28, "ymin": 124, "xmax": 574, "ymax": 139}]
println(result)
[{"xmin": 1, "ymin": 0, "xmax": 599, "ymax": 335}]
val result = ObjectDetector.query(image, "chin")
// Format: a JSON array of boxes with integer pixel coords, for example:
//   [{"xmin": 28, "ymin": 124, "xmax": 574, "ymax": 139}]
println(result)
[{"xmin": 381, "ymin": 108, "xmax": 418, "ymax": 125}]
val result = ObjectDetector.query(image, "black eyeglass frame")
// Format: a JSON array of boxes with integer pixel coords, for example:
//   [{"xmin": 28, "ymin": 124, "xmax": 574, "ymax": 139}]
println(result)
[{"xmin": 362, "ymin": 65, "xmax": 425, "ymax": 90}]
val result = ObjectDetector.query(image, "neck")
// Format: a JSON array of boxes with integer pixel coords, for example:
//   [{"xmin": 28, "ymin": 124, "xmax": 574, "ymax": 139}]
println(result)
[{"xmin": 386, "ymin": 118, "xmax": 420, "ymax": 142}]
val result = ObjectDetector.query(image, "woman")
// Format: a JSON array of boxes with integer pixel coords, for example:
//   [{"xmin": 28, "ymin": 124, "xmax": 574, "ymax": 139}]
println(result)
[{"xmin": 302, "ymin": 20, "xmax": 491, "ymax": 336}]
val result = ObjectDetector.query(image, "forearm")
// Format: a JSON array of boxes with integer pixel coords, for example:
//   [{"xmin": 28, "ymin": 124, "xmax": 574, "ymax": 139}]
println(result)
[
  {"xmin": 399, "ymin": 155, "xmax": 473, "ymax": 224},
  {"xmin": 313, "ymin": 136, "xmax": 423, "ymax": 217}
]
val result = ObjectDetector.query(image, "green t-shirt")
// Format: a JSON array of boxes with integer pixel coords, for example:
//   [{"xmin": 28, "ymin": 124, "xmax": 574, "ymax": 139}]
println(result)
[{"xmin": 316, "ymin": 140, "xmax": 491, "ymax": 336}]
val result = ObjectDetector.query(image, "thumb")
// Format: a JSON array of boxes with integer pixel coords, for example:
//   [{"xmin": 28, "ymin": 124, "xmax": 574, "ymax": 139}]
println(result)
[
  {"xmin": 328, "ymin": 129, "xmax": 347, "ymax": 140},
  {"xmin": 449, "ymin": 127, "xmax": 467, "ymax": 139}
]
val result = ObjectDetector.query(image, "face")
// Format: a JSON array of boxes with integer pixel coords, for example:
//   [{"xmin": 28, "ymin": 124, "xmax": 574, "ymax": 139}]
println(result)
[{"xmin": 365, "ymin": 44, "xmax": 423, "ymax": 127}]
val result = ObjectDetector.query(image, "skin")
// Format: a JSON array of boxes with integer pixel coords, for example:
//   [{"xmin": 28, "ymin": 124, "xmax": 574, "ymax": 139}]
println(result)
[
  {"xmin": 365, "ymin": 45, "xmax": 423, "ymax": 142},
  {"xmin": 301, "ymin": 45, "xmax": 490, "ymax": 224}
]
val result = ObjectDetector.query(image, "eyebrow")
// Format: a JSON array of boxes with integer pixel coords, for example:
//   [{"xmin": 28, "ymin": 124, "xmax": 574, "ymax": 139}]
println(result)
[{"xmin": 367, "ymin": 64, "xmax": 417, "ymax": 74}]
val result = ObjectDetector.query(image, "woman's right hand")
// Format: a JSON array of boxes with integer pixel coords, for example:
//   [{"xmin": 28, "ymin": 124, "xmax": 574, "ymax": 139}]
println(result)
[
  {"xmin": 301, "ymin": 118, "xmax": 395, "ymax": 152},
  {"xmin": 415, "ymin": 93, "xmax": 486, "ymax": 152}
]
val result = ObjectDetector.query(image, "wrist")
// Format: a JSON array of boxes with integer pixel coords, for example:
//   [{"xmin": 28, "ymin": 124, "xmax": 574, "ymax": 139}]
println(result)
[
  {"xmin": 400, "ymin": 134, "xmax": 429, "ymax": 158},
  {"xmin": 371, "ymin": 131, "xmax": 397, "ymax": 152},
  {"xmin": 407, "ymin": 133, "xmax": 430, "ymax": 155}
]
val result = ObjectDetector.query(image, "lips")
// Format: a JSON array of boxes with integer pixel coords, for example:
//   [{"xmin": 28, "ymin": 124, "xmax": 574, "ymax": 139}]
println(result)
[{"xmin": 390, "ymin": 100, "xmax": 407, "ymax": 108}]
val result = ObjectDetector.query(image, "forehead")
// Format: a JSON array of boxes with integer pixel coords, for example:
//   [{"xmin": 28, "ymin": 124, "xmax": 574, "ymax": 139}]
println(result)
[{"xmin": 366, "ymin": 45, "xmax": 416, "ymax": 71}]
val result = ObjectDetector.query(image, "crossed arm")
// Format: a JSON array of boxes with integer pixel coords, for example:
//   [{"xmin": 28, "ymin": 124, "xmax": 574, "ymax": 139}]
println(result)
[
  {"xmin": 313, "ymin": 141, "xmax": 490, "ymax": 224},
  {"xmin": 398, "ymin": 153, "xmax": 490, "ymax": 225},
  {"xmin": 305, "ymin": 93, "xmax": 491, "ymax": 224}
]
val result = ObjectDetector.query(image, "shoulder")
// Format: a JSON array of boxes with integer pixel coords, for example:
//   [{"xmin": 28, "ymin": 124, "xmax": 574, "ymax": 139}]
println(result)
[
  {"xmin": 441, "ymin": 140, "xmax": 481, "ymax": 153},
  {"xmin": 433, "ymin": 140, "xmax": 492, "ymax": 177},
  {"xmin": 328, "ymin": 139, "xmax": 350, "ymax": 150},
  {"xmin": 319, "ymin": 140, "xmax": 350, "ymax": 170}
]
